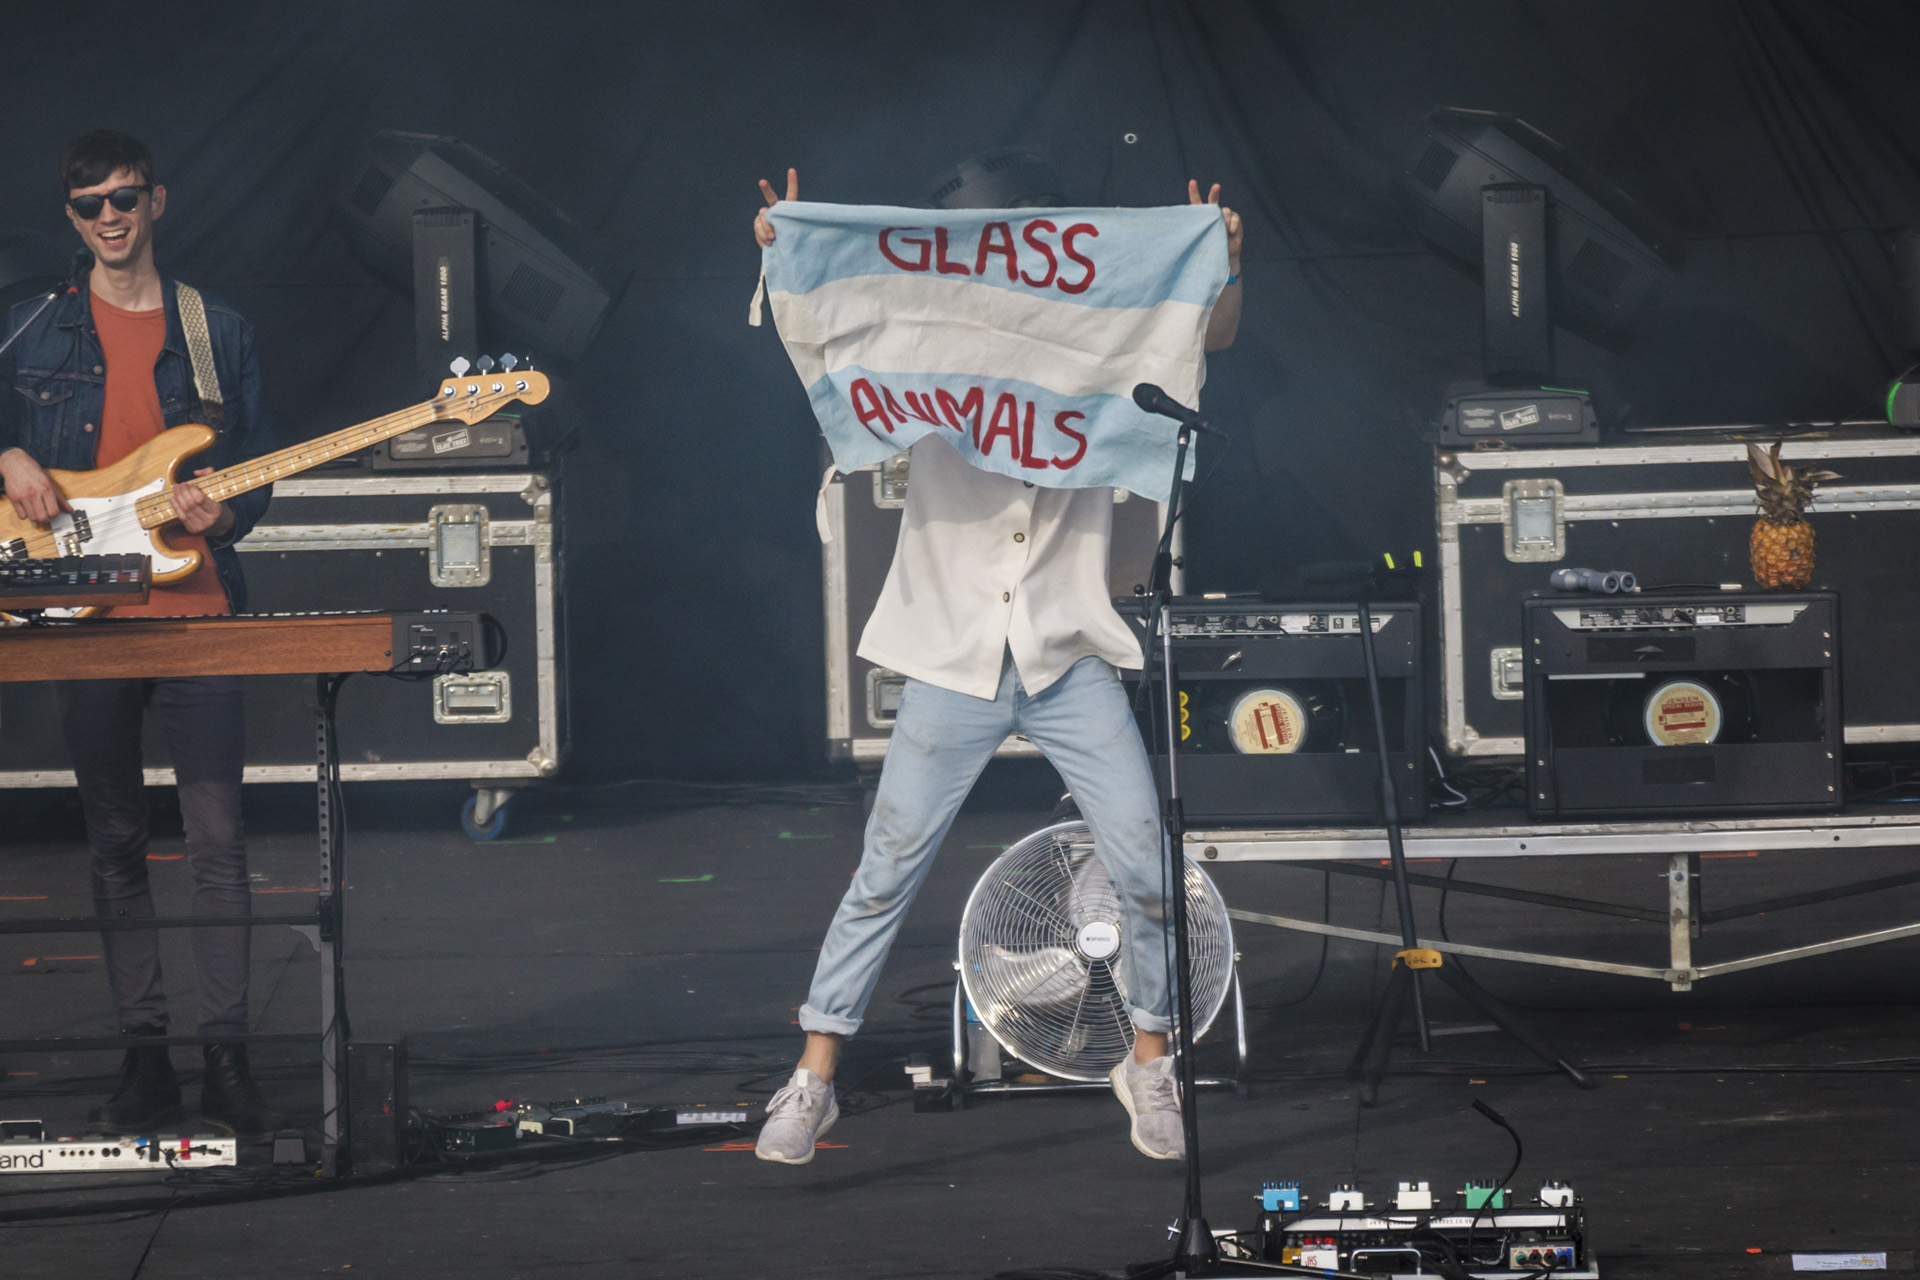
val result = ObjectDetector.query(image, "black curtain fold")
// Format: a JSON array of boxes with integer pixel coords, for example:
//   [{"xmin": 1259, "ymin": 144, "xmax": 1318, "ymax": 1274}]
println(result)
[{"xmin": 0, "ymin": 0, "xmax": 1916, "ymax": 780}]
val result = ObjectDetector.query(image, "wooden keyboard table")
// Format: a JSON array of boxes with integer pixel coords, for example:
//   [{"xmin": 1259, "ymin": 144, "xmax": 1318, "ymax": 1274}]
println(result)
[
  {"xmin": 0, "ymin": 612, "xmax": 395, "ymax": 682},
  {"xmin": 0, "ymin": 611, "xmax": 417, "ymax": 1175}
]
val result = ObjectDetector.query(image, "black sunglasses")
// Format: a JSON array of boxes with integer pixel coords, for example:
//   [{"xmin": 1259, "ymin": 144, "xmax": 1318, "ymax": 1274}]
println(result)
[{"xmin": 67, "ymin": 185, "xmax": 152, "ymax": 220}]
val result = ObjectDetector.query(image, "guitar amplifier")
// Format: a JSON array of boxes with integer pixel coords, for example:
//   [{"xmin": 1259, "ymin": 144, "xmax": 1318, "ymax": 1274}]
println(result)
[
  {"xmin": 1524, "ymin": 591, "xmax": 1841, "ymax": 819},
  {"xmin": 1134, "ymin": 599, "xmax": 1425, "ymax": 825}
]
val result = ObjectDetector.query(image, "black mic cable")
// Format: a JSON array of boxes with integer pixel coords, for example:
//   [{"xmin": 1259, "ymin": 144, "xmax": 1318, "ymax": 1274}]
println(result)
[{"xmin": 1464, "ymin": 1099, "xmax": 1525, "ymax": 1271}]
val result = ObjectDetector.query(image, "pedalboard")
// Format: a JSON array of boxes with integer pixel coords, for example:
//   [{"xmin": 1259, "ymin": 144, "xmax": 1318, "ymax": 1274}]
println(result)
[
  {"xmin": 1232, "ymin": 1178, "xmax": 1596, "ymax": 1279},
  {"xmin": 0, "ymin": 1129, "xmax": 237, "ymax": 1174}
]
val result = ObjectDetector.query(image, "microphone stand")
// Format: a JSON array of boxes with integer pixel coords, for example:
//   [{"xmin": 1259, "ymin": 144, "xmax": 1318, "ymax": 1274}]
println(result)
[
  {"xmin": 1138, "ymin": 423, "xmax": 1218, "ymax": 1276},
  {"xmin": 1334, "ymin": 562, "xmax": 1596, "ymax": 1105},
  {"xmin": 1, "ymin": 253, "xmax": 90, "ymax": 364},
  {"xmin": 0, "ymin": 287, "xmax": 63, "ymax": 363}
]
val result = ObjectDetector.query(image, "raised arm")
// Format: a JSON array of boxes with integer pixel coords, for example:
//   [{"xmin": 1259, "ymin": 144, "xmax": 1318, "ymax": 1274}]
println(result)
[
  {"xmin": 754, "ymin": 168, "xmax": 798, "ymax": 247},
  {"xmin": 1191, "ymin": 180, "xmax": 1243, "ymax": 352}
]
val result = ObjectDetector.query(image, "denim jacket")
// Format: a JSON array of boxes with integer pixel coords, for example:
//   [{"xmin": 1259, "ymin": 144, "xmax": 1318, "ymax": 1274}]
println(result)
[{"xmin": 0, "ymin": 277, "xmax": 274, "ymax": 612}]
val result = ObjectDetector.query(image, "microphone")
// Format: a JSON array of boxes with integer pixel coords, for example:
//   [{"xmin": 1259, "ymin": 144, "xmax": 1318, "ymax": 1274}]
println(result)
[
  {"xmin": 1132, "ymin": 382, "xmax": 1220, "ymax": 436},
  {"xmin": 65, "ymin": 249, "xmax": 94, "ymax": 294}
]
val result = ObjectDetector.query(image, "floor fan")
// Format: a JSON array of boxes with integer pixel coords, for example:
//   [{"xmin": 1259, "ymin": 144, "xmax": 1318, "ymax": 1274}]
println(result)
[{"xmin": 951, "ymin": 820, "xmax": 1244, "ymax": 1094}]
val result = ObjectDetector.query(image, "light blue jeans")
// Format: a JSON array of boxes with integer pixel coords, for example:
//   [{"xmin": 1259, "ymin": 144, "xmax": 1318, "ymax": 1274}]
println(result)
[{"xmin": 799, "ymin": 653, "xmax": 1172, "ymax": 1036}]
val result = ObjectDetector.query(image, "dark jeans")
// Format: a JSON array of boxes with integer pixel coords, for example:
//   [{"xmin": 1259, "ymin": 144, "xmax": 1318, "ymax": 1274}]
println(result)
[{"xmin": 57, "ymin": 676, "xmax": 250, "ymax": 1038}]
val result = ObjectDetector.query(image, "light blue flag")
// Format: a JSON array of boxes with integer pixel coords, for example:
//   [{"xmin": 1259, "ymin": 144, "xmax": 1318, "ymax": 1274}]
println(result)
[{"xmin": 754, "ymin": 201, "xmax": 1228, "ymax": 501}]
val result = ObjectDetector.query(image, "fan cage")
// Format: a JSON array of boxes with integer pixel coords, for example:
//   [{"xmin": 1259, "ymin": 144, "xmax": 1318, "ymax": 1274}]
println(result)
[{"xmin": 957, "ymin": 820, "xmax": 1234, "ymax": 1082}]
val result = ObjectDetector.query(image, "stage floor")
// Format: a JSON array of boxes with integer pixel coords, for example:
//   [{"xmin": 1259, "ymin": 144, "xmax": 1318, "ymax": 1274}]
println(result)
[{"xmin": 3, "ymin": 765, "xmax": 1918, "ymax": 1278}]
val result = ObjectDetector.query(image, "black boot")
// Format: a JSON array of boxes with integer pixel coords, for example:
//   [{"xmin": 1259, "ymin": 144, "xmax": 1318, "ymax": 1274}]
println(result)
[
  {"xmin": 199, "ymin": 1044, "xmax": 286, "ymax": 1138},
  {"xmin": 84, "ymin": 1027, "xmax": 184, "ymax": 1135}
]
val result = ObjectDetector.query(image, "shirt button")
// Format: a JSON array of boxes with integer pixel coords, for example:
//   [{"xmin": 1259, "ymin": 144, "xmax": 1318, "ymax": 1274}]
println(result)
[
  {"xmin": 1002, "ymin": 591, "xmax": 1011, "ymax": 602},
  {"xmin": 1013, "ymin": 532, "xmax": 1025, "ymax": 543},
  {"xmin": 39, "ymin": 390, "xmax": 50, "ymax": 400},
  {"xmin": 83, "ymin": 423, "xmax": 95, "ymax": 433},
  {"xmin": 92, "ymin": 365, "xmax": 103, "ymax": 375}
]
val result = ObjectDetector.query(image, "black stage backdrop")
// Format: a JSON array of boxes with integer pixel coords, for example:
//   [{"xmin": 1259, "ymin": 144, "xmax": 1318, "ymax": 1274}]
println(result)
[{"xmin": 3, "ymin": 1, "xmax": 1918, "ymax": 781}]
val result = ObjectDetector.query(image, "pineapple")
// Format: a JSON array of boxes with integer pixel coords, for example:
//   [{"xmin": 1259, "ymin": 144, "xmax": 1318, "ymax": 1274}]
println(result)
[{"xmin": 1747, "ymin": 442, "xmax": 1838, "ymax": 590}]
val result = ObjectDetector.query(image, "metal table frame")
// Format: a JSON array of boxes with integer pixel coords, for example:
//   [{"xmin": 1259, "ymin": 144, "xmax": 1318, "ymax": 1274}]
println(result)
[
  {"xmin": 0, "ymin": 673, "xmax": 353, "ymax": 1173},
  {"xmin": 1190, "ymin": 808, "xmax": 1920, "ymax": 991}
]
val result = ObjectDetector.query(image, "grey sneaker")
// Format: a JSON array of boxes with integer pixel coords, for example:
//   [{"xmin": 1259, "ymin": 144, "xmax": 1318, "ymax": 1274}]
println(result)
[
  {"xmin": 754, "ymin": 1068, "xmax": 838, "ymax": 1164},
  {"xmin": 1110, "ymin": 1053, "xmax": 1185, "ymax": 1160}
]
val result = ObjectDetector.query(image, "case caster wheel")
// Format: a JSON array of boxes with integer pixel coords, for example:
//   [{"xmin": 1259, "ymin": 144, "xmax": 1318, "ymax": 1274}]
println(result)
[{"xmin": 462, "ymin": 790, "xmax": 509, "ymax": 841}]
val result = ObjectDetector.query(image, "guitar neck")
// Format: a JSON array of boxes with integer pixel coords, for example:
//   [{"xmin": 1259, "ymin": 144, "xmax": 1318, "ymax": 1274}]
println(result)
[{"xmin": 136, "ymin": 401, "xmax": 454, "ymax": 529}]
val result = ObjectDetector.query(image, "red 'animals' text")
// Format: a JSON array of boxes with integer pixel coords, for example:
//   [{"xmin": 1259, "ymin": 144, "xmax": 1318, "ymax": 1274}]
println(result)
[{"xmin": 848, "ymin": 377, "xmax": 1089, "ymax": 471}]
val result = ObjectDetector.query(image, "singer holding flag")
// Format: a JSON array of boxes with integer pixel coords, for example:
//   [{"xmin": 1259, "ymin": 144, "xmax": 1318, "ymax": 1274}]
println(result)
[
  {"xmin": 0, "ymin": 129, "xmax": 281, "ymax": 1139},
  {"xmin": 750, "ymin": 155, "xmax": 1241, "ymax": 1164}
]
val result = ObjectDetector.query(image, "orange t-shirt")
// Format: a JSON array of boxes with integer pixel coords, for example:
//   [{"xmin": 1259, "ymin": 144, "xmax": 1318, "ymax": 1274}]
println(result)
[{"xmin": 90, "ymin": 294, "xmax": 231, "ymax": 617}]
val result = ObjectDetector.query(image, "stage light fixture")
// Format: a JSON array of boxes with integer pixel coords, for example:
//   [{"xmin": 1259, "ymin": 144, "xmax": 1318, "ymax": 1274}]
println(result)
[
  {"xmin": 336, "ymin": 131, "xmax": 625, "ymax": 366},
  {"xmin": 1398, "ymin": 108, "xmax": 1684, "ymax": 353}
]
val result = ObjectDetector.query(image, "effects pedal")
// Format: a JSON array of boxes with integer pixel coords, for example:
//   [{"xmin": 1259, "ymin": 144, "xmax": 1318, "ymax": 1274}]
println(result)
[{"xmin": 0, "ymin": 1127, "xmax": 238, "ymax": 1174}]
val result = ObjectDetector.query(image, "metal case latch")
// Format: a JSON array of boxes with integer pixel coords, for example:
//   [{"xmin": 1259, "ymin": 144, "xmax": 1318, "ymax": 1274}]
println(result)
[
  {"xmin": 1490, "ymin": 647, "xmax": 1525, "ymax": 700},
  {"xmin": 865, "ymin": 668, "xmax": 907, "ymax": 728},
  {"xmin": 874, "ymin": 454, "xmax": 911, "ymax": 508},
  {"xmin": 428, "ymin": 504, "xmax": 490, "ymax": 587},
  {"xmin": 1502, "ymin": 479, "xmax": 1564, "ymax": 562},
  {"xmin": 433, "ymin": 671, "xmax": 511, "ymax": 724}
]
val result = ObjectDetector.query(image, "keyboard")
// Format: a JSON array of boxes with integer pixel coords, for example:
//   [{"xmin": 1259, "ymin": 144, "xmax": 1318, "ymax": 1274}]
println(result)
[{"xmin": 0, "ymin": 555, "xmax": 151, "ymax": 611}]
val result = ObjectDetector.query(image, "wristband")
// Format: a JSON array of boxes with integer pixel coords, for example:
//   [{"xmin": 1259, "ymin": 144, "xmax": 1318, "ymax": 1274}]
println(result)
[{"xmin": 1225, "ymin": 273, "xmax": 1241, "ymax": 285}]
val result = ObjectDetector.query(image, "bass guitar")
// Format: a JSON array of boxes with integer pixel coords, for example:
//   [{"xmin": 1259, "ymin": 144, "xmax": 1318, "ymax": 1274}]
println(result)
[{"xmin": 0, "ymin": 358, "xmax": 550, "ymax": 581}]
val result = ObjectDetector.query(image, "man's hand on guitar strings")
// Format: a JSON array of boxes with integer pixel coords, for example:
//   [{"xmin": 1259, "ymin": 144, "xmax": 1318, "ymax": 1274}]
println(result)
[
  {"xmin": 172, "ymin": 467, "xmax": 234, "ymax": 538},
  {"xmin": 0, "ymin": 447, "xmax": 71, "ymax": 524}
]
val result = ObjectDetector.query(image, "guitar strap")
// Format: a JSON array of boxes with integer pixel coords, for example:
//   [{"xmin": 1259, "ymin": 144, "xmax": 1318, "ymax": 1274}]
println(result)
[{"xmin": 173, "ymin": 283, "xmax": 226, "ymax": 433}]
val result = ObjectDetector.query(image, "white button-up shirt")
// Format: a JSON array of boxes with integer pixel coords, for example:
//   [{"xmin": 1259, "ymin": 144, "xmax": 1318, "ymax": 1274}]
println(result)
[{"xmin": 857, "ymin": 435, "xmax": 1144, "ymax": 700}]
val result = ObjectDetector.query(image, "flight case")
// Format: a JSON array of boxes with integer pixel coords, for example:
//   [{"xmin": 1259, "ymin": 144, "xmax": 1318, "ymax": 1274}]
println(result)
[
  {"xmin": 0, "ymin": 471, "xmax": 565, "ymax": 835},
  {"xmin": 1437, "ymin": 425, "xmax": 1917, "ymax": 759}
]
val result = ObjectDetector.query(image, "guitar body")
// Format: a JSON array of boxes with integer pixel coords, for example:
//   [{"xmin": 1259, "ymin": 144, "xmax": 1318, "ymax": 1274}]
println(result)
[{"xmin": 0, "ymin": 424, "xmax": 216, "ymax": 580}]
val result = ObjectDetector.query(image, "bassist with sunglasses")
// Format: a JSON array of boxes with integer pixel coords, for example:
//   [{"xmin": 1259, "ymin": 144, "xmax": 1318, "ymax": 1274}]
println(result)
[{"xmin": 0, "ymin": 129, "xmax": 282, "ymax": 1139}]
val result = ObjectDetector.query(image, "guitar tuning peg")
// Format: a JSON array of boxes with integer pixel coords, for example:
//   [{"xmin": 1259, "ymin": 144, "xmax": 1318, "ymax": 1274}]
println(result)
[
  {"xmin": 477, "ymin": 355, "xmax": 496, "ymax": 374},
  {"xmin": 449, "ymin": 357, "xmax": 471, "ymax": 376},
  {"xmin": 499, "ymin": 353, "xmax": 518, "ymax": 371}
]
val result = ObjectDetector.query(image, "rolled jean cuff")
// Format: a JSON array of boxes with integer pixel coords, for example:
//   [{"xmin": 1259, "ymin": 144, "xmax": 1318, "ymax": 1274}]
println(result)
[
  {"xmin": 796, "ymin": 1003, "xmax": 861, "ymax": 1036},
  {"xmin": 1128, "ymin": 1007, "xmax": 1171, "ymax": 1035}
]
